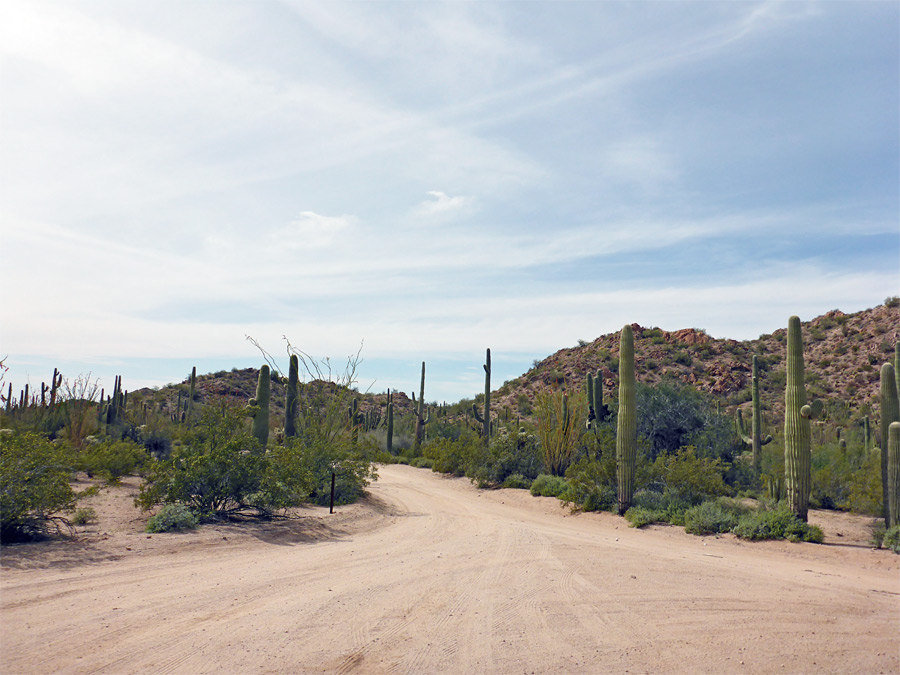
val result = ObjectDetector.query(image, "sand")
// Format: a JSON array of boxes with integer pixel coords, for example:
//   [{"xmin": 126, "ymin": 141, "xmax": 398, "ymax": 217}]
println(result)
[{"xmin": 1, "ymin": 464, "xmax": 898, "ymax": 674}]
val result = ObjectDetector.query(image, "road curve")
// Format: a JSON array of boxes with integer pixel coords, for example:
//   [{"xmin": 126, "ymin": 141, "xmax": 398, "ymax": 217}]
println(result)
[{"xmin": 2, "ymin": 464, "xmax": 898, "ymax": 674}]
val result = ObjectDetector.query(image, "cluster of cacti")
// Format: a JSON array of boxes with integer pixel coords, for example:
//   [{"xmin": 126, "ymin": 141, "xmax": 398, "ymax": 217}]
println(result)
[
  {"xmin": 472, "ymin": 348, "xmax": 492, "ymax": 441},
  {"xmin": 880, "ymin": 362, "xmax": 899, "ymax": 523},
  {"xmin": 413, "ymin": 362, "xmax": 430, "ymax": 449},
  {"xmin": 248, "ymin": 365, "xmax": 270, "ymax": 449},
  {"xmin": 616, "ymin": 325, "xmax": 636, "ymax": 515},
  {"xmin": 585, "ymin": 370, "xmax": 607, "ymax": 430},
  {"xmin": 106, "ymin": 375, "xmax": 125, "ymax": 426},
  {"xmin": 348, "ymin": 398, "xmax": 362, "ymax": 446},
  {"xmin": 783, "ymin": 316, "xmax": 822, "ymax": 522},
  {"xmin": 736, "ymin": 356, "xmax": 773, "ymax": 471}
]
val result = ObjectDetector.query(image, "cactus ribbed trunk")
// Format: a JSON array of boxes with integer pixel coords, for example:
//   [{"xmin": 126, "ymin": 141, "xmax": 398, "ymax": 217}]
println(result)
[
  {"xmin": 414, "ymin": 362, "xmax": 426, "ymax": 450},
  {"xmin": 252, "ymin": 365, "xmax": 270, "ymax": 449},
  {"xmin": 887, "ymin": 421, "xmax": 900, "ymax": 529},
  {"xmin": 784, "ymin": 316, "xmax": 811, "ymax": 522},
  {"xmin": 750, "ymin": 355, "xmax": 770, "ymax": 472},
  {"xmin": 616, "ymin": 325, "xmax": 636, "ymax": 516},
  {"xmin": 483, "ymin": 349, "xmax": 491, "ymax": 442},
  {"xmin": 285, "ymin": 354, "xmax": 299, "ymax": 438},
  {"xmin": 386, "ymin": 389, "xmax": 394, "ymax": 455},
  {"xmin": 880, "ymin": 363, "xmax": 899, "ymax": 523}
]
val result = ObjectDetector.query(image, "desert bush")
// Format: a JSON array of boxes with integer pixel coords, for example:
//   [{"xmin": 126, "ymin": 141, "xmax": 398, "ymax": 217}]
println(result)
[
  {"xmin": 683, "ymin": 498, "xmax": 748, "ymax": 535},
  {"xmin": 501, "ymin": 473, "xmax": 532, "ymax": 490},
  {"xmin": 76, "ymin": 439, "xmax": 149, "ymax": 482},
  {"xmin": 146, "ymin": 503, "xmax": 199, "ymax": 533},
  {"xmin": 410, "ymin": 457, "xmax": 433, "ymax": 469},
  {"xmin": 422, "ymin": 437, "xmax": 469, "ymax": 476},
  {"xmin": 470, "ymin": 430, "xmax": 542, "ymax": 487},
  {"xmin": 561, "ymin": 454, "xmax": 617, "ymax": 512},
  {"xmin": 647, "ymin": 447, "xmax": 728, "ymax": 503},
  {"xmin": 883, "ymin": 525, "xmax": 900, "ymax": 554},
  {"xmin": 1, "ymin": 432, "xmax": 80, "ymax": 542},
  {"xmin": 624, "ymin": 507, "xmax": 663, "ymax": 528},
  {"xmin": 733, "ymin": 505, "xmax": 824, "ymax": 543},
  {"xmin": 71, "ymin": 506, "xmax": 98, "ymax": 525},
  {"xmin": 529, "ymin": 474, "xmax": 569, "ymax": 498},
  {"xmin": 846, "ymin": 451, "xmax": 883, "ymax": 515}
]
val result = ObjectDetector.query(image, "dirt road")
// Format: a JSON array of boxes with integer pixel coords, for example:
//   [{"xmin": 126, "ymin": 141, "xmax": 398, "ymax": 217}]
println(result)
[{"xmin": 2, "ymin": 464, "xmax": 898, "ymax": 674}]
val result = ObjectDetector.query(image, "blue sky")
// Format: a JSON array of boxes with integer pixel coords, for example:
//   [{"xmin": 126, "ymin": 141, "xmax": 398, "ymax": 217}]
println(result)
[{"xmin": 1, "ymin": 1, "xmax": 898, "ymax": 404}]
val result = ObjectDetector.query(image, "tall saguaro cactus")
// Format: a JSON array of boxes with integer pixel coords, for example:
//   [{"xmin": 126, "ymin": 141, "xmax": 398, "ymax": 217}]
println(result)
[
  {"xmin": 472, "ymin": 348, "xmax": 492, "ymax": 441},
  {"xmin": 784, "ymin": 316, "xmax": 822, "ymax": 522},
  {"xmin": 250, "ymin": 365, "xmax": 270, "ymax": 449},
  {"xmin": 616, "ymin": 325, "xmax": 636, "ymax": 516},
  {"xmin": 187, "ymin": 366, "xmax": 196, "ymax": 422},
  {"xmin": 385, "ymin": 389, "xmax": 394, "ymax": 455},
  {"xmin": 414, "ymin": 362, "xmax": 429, "ymax": 450},
  {"xmin": 586, "ymin": 371, "xmax": 607, "ymax": 430},
  {"xmin": 887, "ymin": 421, "xmax": 900, "ymax": 529},
  {"xmin": 285, "ymin": 354, "xmax": 299, "ymax": 438},
  {"xmin": 879, "ymin": 362, "xmax": 900, "ymax": 522}
]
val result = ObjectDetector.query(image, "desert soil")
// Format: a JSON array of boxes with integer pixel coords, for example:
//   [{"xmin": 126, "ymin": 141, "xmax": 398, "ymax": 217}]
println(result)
[{"xmin": 1, "ymin": 464, "xmax": 898, "ymax": 675}]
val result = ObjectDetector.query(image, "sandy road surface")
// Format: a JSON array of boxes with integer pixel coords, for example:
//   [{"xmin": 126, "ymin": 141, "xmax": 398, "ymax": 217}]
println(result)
[{"xmin": 2, "ymin": 464, "xmax": 898, "ymax": 674}]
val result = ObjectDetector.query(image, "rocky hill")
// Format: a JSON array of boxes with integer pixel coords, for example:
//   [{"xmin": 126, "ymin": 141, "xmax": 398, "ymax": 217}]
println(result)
[{"xmin": 493, "ymin": 301, "xmax": 899, "ymax": 428}]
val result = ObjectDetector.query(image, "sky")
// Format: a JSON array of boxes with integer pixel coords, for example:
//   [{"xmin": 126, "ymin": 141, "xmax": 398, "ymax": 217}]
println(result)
[{"xmin": 1, "ymin": 0, "xmax": 898, "ymax": 405}]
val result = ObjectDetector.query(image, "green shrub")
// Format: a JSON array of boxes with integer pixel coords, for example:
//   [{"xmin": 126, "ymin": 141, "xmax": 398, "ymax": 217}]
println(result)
[
  {"xmin": 146, "ymin": 503, "xmax": 199, "ymax": 533},
  {"xmin": 630, "ymin": 489, "xmax": 693, "ymax": 526},
  {"xmin": 883, "ymin": 525, "xmax": 900, "ymax": 554},
  {"xmin": 624, "ymin": 506, "xmax": 664, "ymax": 528},
  {"xmin": 530, "ymin": 474, "xmax": 569, "ymax": 498},
  {"xmin": 562, "ymin": 454, "xmax": 617, "ymax": 512},
  {"xmin": 648, "ymin": 447, "xmax": 728, "ymax": 504},
  {"xmin": 733, "ymin": 505, "xmax": 824, "ymax": 543},
  {"xmin": 502, "ymin": 473, "xmax": 532, "ymax": 490},
  {"xmin": 76, "ymin": 440, "xmax": 149, "ymax": 482},
  {"xmin": 410, "ymin": 457, "xmax": 433, "ymax": 469},
  {"xmin": 683, "ymin": 499, "xmax": 747, "ymax": 535},
  {"xmin": 71, "ymin": 507, "xmax": 98, "ymax": 525},
  {"xmin": 1, "ymin": 432, "xmax": 79, "ymax": 542}
]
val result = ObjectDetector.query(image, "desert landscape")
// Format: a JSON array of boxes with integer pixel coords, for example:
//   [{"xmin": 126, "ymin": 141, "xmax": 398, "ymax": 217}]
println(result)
[{"xmin": 2, "ymin": 463, "xmax": 898, "ymax": 675}]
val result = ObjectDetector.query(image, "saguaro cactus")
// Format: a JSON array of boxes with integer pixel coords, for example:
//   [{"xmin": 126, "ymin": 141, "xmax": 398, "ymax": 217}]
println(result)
[
  {"xmin": 737, "ymin": 356, "xmax": 773, "ymax": 472},
  {"xmin": 616, "ymin": 325, "xmax": 636, "ymax": 516},
  {"xmin": 285, "ymin": 354, "xmax": 299, "ymax": 438},
  {"xmin": 187, "ymin": 366, "xmax": 196, "ymax": 421},
  {"xmin": 586, "ymin": 371, "xmax": 607, "ymax": 430},
  {"xmin": 250, "ymin": 365, "xmax": 270, "ymax": 449},
  {"xmin": 784, "ymin": 316, "xmax": 822, "ymax": 522},
  {"xmin": 49, "ymin": 368, "xmax": 62, "ymax": 407},
  {"xmin": 887, "ymin": 421, "xmax": 900, "ymax": 529},
  {"xmin": 880, "ymin": 362, "xmax": 899, "ymax": 522},
  {"xmin": 414, "ymin": 362, "xmax": 429, "ymax": 450},
  {"xmin": 472, "ymin": 349, "xmax": 492, "ymax": 441},
  {"xmin": 385, "ymin": 389, "xmax": 394, "ymax": 455}
]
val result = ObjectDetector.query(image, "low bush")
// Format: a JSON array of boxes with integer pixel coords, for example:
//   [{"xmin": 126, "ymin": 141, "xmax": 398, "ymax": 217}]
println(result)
[
  {"xmin": 683, "ymin": 498, "xmax": 748, "ymax": 535},
  {"xmin": 71, "ymin": 507, "xmax": 98, "ymax": 525},
  {"xmin": 530, "ymin": 474, "xmax": 569, "ymax": 498},
  {"xmin": 501, "ymin": 473, "xmax": 532, "ymax": 490},
  {"xmin": 882, "ymin": 525, "xmax": 900, "ymax": 554},
  {"xmin": 732, "ymin": 505, "xmax": 824, "ymax": 543},
  {"xmin": 75, "ymin": 440, "xmax": 149, "ymax": 482},
  {"xmin": 624, "ymin": 507, "xmax": 663, "ymax": 528},
  {"xmin": 410, "ymin": 457, "xmax": 433, "ymax": 469},
  {"xmin": 146, "ymin": 504, "xmax": 199, "ymax": 533}
]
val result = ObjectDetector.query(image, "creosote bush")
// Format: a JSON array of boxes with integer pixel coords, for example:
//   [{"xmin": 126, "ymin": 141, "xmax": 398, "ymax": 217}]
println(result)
[
  {"xmin": 146, "ymin": 503, "xmax": 199, "ymax": 533},
  {"xmin": 529, "ymin": 474, "xmax": 569, "ymax": 498}
]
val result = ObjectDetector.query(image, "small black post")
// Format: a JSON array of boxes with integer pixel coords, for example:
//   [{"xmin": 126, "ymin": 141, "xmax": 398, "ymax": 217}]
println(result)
[{"xmin": 329, "ymin": 471, "xmax": 336, "ymax": 514}]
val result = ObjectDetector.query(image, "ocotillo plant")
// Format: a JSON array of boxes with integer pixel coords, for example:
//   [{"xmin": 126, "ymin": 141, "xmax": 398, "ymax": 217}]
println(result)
[
  {"xmin": 616, "ymin": 325, "xmax": 636, "ymax": 516},
  {"xmin": 784, "ymin": 316, "xmax": 822, "ymax": 522},
  {"xmin": 249, "ymin": 365, "xmax": 270, "ymax": 449},
  {"xmin": 879, "ymin": 362, "xmax": 899, "ymax": 522},
  {"xmin": 414, "ymin": 362, "xmax": 429, "ymax": 450},
  {"xmin": 472, "ymin": 349, "xmax": 492, "ymax": 441},
  {"xmin": 385, "ymin": 389, "xmax": 394, "ymax": 455},
  {"xmin": 888, "ymin": 421, "xmax": 900, "ymax": 529},
  {"xmin": 285, "ymin": 354, "xmax": 299, "ymax": 438}
]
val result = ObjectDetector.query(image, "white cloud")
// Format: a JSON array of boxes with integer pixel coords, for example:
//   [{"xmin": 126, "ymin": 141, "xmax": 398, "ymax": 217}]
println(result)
[
  {"xmin": 276, "ymin": 212, "xmax": 358, "ymax": 249},
  {"xmin": 414, "ymin": 191, "xmax": 473, "ymax": 219}
]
